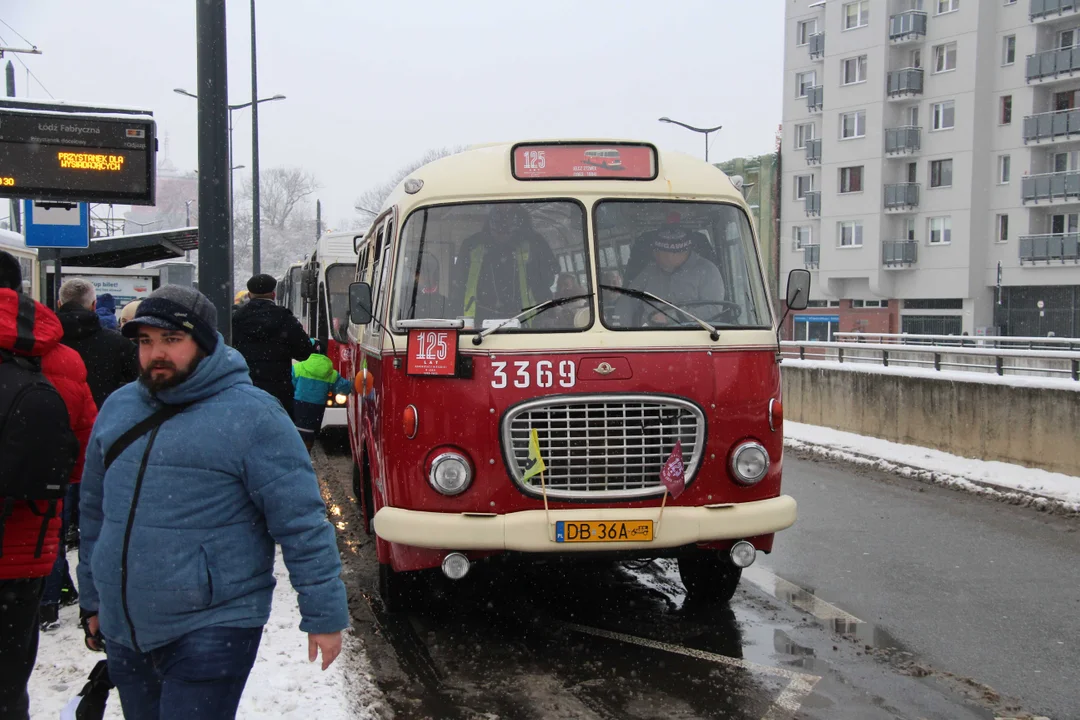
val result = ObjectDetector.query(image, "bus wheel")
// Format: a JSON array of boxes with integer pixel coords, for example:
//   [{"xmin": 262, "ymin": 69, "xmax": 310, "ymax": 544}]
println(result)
[
  {"xmin": 378, "ymin": 563, "xmax": 416, "ymax": 613},
  {"xmin": 677, "ymin": 552, "xmax": 742, "ymax": 604}
]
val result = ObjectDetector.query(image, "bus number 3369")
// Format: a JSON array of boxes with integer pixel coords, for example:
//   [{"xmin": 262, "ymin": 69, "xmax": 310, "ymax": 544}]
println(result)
[{"xmin": 491, "ymin": 360, "xmax": 576, "ymax": 389}]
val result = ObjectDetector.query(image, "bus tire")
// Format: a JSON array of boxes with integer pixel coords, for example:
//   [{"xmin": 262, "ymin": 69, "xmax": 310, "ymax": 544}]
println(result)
[
  {"xmin": 677, "ymin": 552, "xmax": 742, "ymax": 604},
  {"xmin": 378, "ymin": 563, "xmax": 415, "ymax": 613}
]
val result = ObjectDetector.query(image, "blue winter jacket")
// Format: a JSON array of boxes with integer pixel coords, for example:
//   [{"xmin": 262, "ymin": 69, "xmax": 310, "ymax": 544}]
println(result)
[
  {"xmin": 95, "ymin": 293, "xmax": 118, "ymax": 330},
  {"xmin": 77, "ymin": 333, "xmax": 349, "ymax": 652}
]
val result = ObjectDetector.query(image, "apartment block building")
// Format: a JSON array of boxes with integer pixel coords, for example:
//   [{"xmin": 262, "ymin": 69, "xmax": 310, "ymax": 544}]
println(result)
[{"xmin": 782, "ymin": 0, "xmax": 1080, "ymax": 339}]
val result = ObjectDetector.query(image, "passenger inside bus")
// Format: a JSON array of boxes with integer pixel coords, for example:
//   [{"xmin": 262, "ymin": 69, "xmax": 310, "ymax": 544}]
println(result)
[
  {"xmin": 553, "ymin": 272, "xmax": 589, "ymax": 327},
  {"xmin": 451, "ymin": 204, "xmax": 559, "ymax": 326}
]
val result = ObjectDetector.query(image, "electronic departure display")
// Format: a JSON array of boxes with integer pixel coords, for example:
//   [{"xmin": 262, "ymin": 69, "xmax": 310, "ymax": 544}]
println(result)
[
  {"xmin": 0, "ymin": 106, "xmax": 156, "ymax": 205},
  {"xmin": 512, "ymin": 142, "xmax": 658, "ymax": 181}
]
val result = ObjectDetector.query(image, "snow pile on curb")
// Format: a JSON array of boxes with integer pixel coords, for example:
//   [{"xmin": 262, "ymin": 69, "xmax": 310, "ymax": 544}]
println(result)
[
  {"xmin": 30, "ymin": 548, "xmax": 386, "ymax": 719},
  {"xmin": 785, "ymin": 422, "xmax": 1080, "ymax": 514}
]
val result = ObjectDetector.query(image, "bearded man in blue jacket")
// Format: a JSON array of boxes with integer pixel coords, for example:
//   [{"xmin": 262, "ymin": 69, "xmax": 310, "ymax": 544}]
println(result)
[{"xmin": 77, "ymin": 285, "xmax": 349, "ymax": 720}]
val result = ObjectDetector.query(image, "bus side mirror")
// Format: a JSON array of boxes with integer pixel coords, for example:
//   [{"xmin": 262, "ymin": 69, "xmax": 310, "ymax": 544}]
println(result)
[
  {"xmin": 349, "ymin": 282, "xmax": 373, "ymax": 325},
  {"xmin": 786, "ymin": 269, "xmax": 811, "ymax": 311}
]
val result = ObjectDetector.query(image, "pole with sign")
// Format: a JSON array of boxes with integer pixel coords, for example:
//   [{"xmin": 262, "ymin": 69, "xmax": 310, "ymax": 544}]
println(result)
[{"xmin": 23, "ymin": 200, "xmax": 90, "ymax": 308}]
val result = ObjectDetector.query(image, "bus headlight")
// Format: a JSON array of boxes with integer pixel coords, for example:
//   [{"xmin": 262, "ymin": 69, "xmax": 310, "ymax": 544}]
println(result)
[
  {"xmin": 730, "ymin": 442, "xmax": 769, "ymax": 486},
  {"xmin": 429, "ymin": 452, "xmax": 472, "ymax": 495},
  {"xmin": 334, "ymin": 394, "xmax": 348, "ymax": 406}
]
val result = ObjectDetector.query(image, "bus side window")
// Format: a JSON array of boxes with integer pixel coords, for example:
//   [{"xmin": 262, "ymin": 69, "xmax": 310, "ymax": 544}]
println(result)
[
  {"xmin": 317, "ymin": 281, "xmax": 329, "ymax": 344},
  {"xmin": 373, "ymin": 219, "xmax": 395, "ymax": 323},
  {"xmin": 363, "ymin": 223, "xmax": 389, "ymax": 346}
]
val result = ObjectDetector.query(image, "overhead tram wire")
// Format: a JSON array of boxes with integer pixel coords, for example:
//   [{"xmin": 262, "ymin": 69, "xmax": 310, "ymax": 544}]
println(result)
[
  {"xmin": 0, "ymin": 18, "xmax": 37, "ymax": 47},
  {"xmin": 0, "ymin": 32, "xmax": 54, "ymax": 98}
]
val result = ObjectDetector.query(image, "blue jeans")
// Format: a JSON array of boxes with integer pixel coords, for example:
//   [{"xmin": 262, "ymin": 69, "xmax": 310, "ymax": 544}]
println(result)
[
  {"xmin": 41, "ymin": 484, "xmax": 78, "ymax": 607},
  {"xmin": 106, "ymin": 626, "xmax": 263, "ymax": 720}
]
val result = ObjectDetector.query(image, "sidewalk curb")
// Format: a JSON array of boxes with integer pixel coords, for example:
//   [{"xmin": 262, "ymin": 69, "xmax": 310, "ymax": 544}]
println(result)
[{"xmin": 784, "ymin": 438, "xmax": 1080, "ymax": 516}]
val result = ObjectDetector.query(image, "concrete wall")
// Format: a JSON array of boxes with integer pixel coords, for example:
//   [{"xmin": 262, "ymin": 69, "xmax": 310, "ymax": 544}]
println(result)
[{"xmin": 782, "ymin": 364, "xmax": 1080, "ymax": 476}]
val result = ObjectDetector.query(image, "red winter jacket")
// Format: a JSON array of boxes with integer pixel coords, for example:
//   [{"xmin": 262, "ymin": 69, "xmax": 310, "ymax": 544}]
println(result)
[{"xmin": 0, "ymin": 290, "xmax": 97, "ymax": 579}]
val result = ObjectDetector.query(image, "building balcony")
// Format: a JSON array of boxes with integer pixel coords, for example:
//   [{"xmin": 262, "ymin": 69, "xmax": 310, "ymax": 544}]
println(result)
[
  {"xmin": 885, "ymin": 126, "xmax": 921, "ymax": 155},
  {"xmin": 806, "ymin": 86, "xmax": 823, "ymax": 113},
  {"xmin": 882, "ymin": 240, "xmax": 918, "ymax": 267},
  {"xmin": 889, "ymin": 11, "xmax": 927, "ymax": 43},
  {"xmin": 804, "ymin": 191, "xmax": 821, "ymax": 216},
  {"xmin": 886, "ymin": 68, "xmax": 923, "ymax": 98},
  {"xmin": 1025, "ymin": 46, "xmax": 1080, "ymax": 83},
  {"xmin": 805, "ymin": 138, "xmax": 821, "ymax": 165},
  {"xmin": 1019, "ymin": 233, "xmax": 1080, "ymax": 263},
  {"xmin": 809, "ymin": 32, "xmax": 824, "ymax": 60},
  {"xmin": 1022, "ymin": 108, "xmax": 1080, "ymax": 143},
  {"xmin": 884, "ymin": 183, "xmax": 920, "ymax": 210},
  {"xmin": 1021, "ymin": 170, "xmax": 1080, "ymax": 203},
  {"xmin": 1030, "ymin": 0, "xmax": 1080, "ymax": 23},
  {"xmin": 804, "ymin": 244, "xmax": 820, "ymax": 269}
]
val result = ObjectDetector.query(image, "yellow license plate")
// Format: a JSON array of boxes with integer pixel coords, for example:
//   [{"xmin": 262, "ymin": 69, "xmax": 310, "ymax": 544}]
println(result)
[{"xmin": 555, "ymin": 520, "xmax": 654, "ymax": 543}]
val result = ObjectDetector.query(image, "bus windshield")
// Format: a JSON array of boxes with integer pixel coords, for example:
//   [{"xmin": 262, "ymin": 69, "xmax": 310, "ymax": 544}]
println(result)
[
  {"xmin": 326, "ymin": 264, "xmax": 354, "ymax": 343},
  {"xmin": 392, "ymin": 201, "xmax": 590, "ymax": 332},
  {"xmin": 594, "ymin": 201, "xmax": 770, "ymax": 330}
]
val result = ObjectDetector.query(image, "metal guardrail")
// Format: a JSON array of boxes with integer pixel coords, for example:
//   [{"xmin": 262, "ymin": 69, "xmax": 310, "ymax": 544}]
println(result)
[
  {"xmin": 803, "ymin": 244, "xmax": 820, "ymax": 268},
  {"xmin": 832, "ymin": 332, "xmax": 1080, "ymax": 350},
  {"xmin": 885, "ymin": 126, "xmax": 920, "ymax": 154},
  {"xmin": 807, "ymin": 86, "xmax": 823, "ymax": 112},
  {"xmin": 809, "ymin": 32, "xmax": 824, "ymax": 59},
  {"xmin": 1019, "ymin": 233, "xmax": 1080, "ymax": 263},
  {"xmin": 1026, "ymin": 46, "xmax": 1080, "ymax": 82},
  {"xmin": 1021, "ymin": 170, "xmax": 1080, "ymax": 202},
  {"xmin": 887, "ymin": 68, "xmax": 923, "ymax": 97},
  {"xmin": 884, "ymin": 183, "xmax": 919, "ymax": 209},
  {"xmin": 1030, "ymin": 0, "xmax": 1079, "ymax": 22},
  {"xmin": 804, "ymin": 191, "xmax": 821, "ymax": 216},
  {"xmin": 889, "ymin": 11, "xmax": 927, "ymax": 41},
  {"xmin": 781, "ymin": 340, "xmax": 1080, "ymax": 380},
  {"xmin": 882, "ymin": 240, "xmax": 917, "ymax": 266},
  {"xmin": 1022, "ymin": 108, "xmax": 1080, "ymax": 143},
  {"xmin": 805, "ymin": 138, "xmax": 821, "ymax": 165}
]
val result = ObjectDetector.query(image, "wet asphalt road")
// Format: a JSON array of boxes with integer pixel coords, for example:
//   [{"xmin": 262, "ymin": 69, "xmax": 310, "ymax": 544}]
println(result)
[{"xmin": 315, "ymin": 437, "xmax": 1073, "ymax": 719}]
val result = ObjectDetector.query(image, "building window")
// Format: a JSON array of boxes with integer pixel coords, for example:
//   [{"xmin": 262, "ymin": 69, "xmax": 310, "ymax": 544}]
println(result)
[
  {"xmin": 910, "ymin": 48, "xmax": 923, "ymax": 69},
  {"xmin": 797, "ymin": 18, "xmax": 819, "ymax": 46},
  {"xmin": 933, "ymin": 42, "xmax": 957, "ymax": 73},
  {"xmin": 1005, "ymin": 0, "xmax": 1016, "ymax": 5},
  {"xmin": 853, "ymin": 299, "xmax": 887, "ymax": 308},
  {"xmin": 796, "ymin": 71, "xmax": 817, "ymax": 98},
  {"xmin": 843, "ymin": 1, "xmax": 870, "ymax": 30},
  {"xmin": 795, "ymin": 123, "xmax": 816, "ymax": 149},
  {"xmin": 841, "ymin": 55, "xmax": 868, "ymax": 85},
  {"xmin": 931, "ymin": 100, "xmax": 955, "ymax": 131},
  {"xmin": 930, "ymin": 158, "xmax": 953, "ymax": 188},
  {"xmin": 1000, "ymin": 95, "xmax": 1013, "ymax": 125},
  {"xmin": 937, "ymin": 0, "xmax": 959, "ymax": 14},
  {"xmin": 997, "ymin": 214, "xmax": 1009, "ymax": 243},
  {"xmin": 928, "ymin": 216, "xmax": 952, "ymax": 244},
  {"xmin": 793, "ymin": 226, "xmax": 813, "ymax": 250},
  {"xmin": 998, "ymin": 154, "xmax": 1011, "ymax": 184},
  {"xmin": 795, "ymin": 174, "xmax": 815, "ymax": 200},
  {"xmin": 839, "ymin": 166, "xmax": 864, "ymax": 193},
  {"xmin": 840, "ymin": 110, "xmax": 867, "ymax": 139},
  {"xmin": 1002, "ymin": 35, "xmax": 1016, "ymax": 65},
  {"xmin": 838, "ymin": 220, "xmax": 864, "ymax": 247}
]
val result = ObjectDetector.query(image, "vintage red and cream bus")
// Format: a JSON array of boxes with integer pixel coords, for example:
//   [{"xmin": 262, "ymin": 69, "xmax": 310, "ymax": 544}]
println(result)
[{"xmin": 344, "ymin": 140, "xmax": 810, "ymax": 609}]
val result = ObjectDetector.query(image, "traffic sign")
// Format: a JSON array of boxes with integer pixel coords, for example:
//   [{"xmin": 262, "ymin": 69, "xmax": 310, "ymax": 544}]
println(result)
[{"xmin": 23, "ymin": 199, "xmax": 90, "ymax": 249}]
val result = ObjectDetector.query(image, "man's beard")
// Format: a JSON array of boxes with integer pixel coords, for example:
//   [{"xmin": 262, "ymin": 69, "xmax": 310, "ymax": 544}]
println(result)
[{"xmin": 139, "ymin": 353, "xmax": 204, "ymax": 393}]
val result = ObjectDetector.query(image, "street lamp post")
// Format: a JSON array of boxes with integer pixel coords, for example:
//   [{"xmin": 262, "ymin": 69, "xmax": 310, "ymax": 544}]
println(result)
[
  {"xmin": 174, "ymin": 88, "xmax": 285, "ymax": 277},
  {"xmin": 658, "ymin": 116, "xmax": 723, "ymax": 163}
]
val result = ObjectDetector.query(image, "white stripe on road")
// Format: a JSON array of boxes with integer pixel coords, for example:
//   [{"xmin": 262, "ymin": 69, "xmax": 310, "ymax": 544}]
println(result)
[
  {"xmin": 562, "ymin": 622, "xmax": 820, "ymax": 720},
  {"xmin": 743, "ymin": 565, "xmax": 864, "ymax": 626}
]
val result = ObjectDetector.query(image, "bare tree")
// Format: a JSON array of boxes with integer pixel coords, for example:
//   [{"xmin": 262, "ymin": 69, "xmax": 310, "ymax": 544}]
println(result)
[
  {"xmin": 354, "ymin": 147, "xmax": 459, "ymax": 218},
  {"xmin": 233, "ymin": 167, "xmax": 320, "ymax": 281},
  {"xmin": 258, "ymin": 167, "xmax": 319, "ymax": 229}
]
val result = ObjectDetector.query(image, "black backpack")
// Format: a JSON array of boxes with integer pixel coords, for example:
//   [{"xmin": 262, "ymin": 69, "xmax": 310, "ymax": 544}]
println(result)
[{"xmin": 0, "ymin": 338, "xmax": 80, "ymax": 559}]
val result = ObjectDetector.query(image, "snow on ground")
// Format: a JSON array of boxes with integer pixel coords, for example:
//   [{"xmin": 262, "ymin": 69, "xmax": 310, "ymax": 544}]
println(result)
[
  {"xmin": 785, "ymin": 421, "xmax": 1080, "ymax": 513},
  {"xmin": 30, "ymin": 548, "xmax": 387, "ymax": 719}
]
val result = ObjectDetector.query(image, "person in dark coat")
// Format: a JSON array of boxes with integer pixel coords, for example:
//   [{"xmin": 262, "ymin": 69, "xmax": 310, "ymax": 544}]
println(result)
[
  {"xmin": 231, "ymin": 274, "xmax": 313, "ymax": 416},
  {"xmin": 94, "ymin": 293, "xmax": 118, "ymax": 330}
]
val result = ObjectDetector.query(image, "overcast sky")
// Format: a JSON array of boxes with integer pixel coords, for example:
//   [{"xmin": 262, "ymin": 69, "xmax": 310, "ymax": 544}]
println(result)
[{"xmin": 4, "ymin": 1, "xmax": 784, "ymax": 229}]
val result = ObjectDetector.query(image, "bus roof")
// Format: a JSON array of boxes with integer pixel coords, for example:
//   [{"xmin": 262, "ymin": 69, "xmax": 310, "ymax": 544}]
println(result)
[
  {"xmin": 0, "ymin": 228, "xmax": 34, "ymax": 254},
  {"xmin": 381, "ymin": 140, "xmax": 746, "ymax": 214},
  {"xmin": 314, "ymin": 229, "xmax": 366, "ymax": 260}
]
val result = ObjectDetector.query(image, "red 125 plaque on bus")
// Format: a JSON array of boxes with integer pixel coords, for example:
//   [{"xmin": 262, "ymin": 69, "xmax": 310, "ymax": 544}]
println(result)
[
  {"xmin": 512, "ymin": 142, "xmax": 657, "ymax": 181},
  {"xmin": 406, "ymin": 329, "xmax": 458, "ymax": 376}
]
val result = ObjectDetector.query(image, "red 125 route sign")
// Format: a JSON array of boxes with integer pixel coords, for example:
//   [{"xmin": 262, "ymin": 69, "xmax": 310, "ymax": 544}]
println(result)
[{"xmin": 406, "ymin": 329, "xmax": 458, "ymax": 376}]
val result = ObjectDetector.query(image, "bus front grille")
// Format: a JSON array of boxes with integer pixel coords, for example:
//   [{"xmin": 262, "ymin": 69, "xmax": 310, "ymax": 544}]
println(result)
[{"xmin": 502, "ymin": 395, "xmax": 706, "ymax": 501}]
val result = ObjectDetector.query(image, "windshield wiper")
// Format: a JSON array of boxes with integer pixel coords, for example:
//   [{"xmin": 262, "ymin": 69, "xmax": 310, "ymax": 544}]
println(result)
[
  {"xmin": 600, "ymin": 284, "xmax": 719, "ymax": 341},
  {"xmin": 471, "ymin": 293, "xmax": 594, "ymax": 346}
]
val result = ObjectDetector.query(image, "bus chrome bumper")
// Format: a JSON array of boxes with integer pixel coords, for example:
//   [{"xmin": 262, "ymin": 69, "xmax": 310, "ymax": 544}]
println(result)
[{"xmin": 372, "ymin": 496, "xmax": 796, "ymax": 552}]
